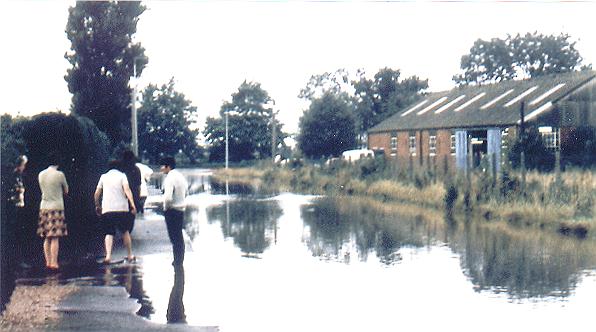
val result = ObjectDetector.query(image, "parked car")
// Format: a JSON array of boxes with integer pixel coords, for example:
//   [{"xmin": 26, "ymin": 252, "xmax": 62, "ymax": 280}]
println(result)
[{"xmin": 341, "ymin": 149, "xmax": 375, "ymax": 162}]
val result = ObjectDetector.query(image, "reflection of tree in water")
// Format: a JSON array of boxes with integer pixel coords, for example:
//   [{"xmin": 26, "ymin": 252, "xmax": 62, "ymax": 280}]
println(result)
[
  {"xmin": 453, "ymin": 221, "xmax": 596, "ymax": 299},
  {"xmin": 207, "ymin": 200, "xmax": 282, "ymax": 255},
  {"xmin": 301, "ymin": 198, "xmax": 412, "ymax": 265}
]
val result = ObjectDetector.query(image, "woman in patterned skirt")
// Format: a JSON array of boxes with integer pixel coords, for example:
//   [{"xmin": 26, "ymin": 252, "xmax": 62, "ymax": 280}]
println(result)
[{"xmin": 37, "ymin": 156, "xmax": 69, "ymax": 270}]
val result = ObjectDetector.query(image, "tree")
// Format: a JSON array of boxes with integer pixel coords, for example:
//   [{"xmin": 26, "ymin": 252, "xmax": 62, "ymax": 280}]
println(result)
[
  {"xmin": 298, "ymin": 69, "xmax": 353, "ymax": 101},
  {"xmin": 352, "ymin": 68, "xmax": 428, "ymax": 134},
  {"xmin": 454, "ymin": 32, "xmax": 587, "ymax": 85},
  {"xmin": 298, "ymin": 92, "xmax": 357, "ymax": 159},
  {"xmin": 137, "ymin": 79, "xmax": 202, "ymax": 164},
  {"xmin": 65, "ymin": 1, "xmax": 147, "ymax": 146},
  {"xmin": 203, "ymin": 81, "xmax": 286, "ymax": 162}
]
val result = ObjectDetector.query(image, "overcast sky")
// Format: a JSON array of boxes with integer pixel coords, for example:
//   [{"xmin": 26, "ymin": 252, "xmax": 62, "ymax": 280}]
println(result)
[{"xmin": 1, "ymin": 1, "xmax": 595, "ymax": 133}]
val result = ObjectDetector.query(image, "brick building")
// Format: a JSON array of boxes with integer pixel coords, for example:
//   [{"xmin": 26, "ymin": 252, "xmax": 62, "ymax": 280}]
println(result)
[{"xmin": 368, "ymin": 70, "xmax": 596, "ymax": 173}]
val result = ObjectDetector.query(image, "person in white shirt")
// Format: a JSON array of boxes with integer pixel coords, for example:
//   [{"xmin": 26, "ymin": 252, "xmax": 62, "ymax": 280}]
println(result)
[
  {"xmin": 94, "ymin": 160, "xmax": 137, "ymax": 263},
  {"xmin": 37, "ymin": 156, "xmax": 69, "ymax": 270},
  {"xmin": 159, "ymin": 157, "xmax": 188, "ymax": 266},
  {"xmin": 136, "ymin": 162, "xmax": 153, "ymax": 214}
]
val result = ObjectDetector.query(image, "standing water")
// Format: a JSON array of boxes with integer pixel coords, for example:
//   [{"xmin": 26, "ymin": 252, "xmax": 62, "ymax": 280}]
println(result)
[{"xmin": 137, "ymin": 170, "xmax": 596, "ymax": 332}]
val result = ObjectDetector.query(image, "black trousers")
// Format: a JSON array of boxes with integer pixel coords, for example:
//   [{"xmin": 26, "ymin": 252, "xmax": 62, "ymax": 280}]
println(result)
[{"xmin": 164, "ymin": 209, "xmax": 185, "ymax": 265}]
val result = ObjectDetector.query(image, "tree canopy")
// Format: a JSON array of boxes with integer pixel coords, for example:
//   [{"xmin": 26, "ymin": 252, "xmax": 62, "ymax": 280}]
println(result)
[
  {"xmin": 65, "ymin": 1, "xmax": 147, "ymax": 146},
  {"xmin": 454, "ymin": 32, "xmax": 587, "ymax": 85},
  {"xmin": 298, "ymin": 92, "xmax": 357, "ymax": 159},
  {"xmin": 137, "ymin": 79, "xmax": 202, "ymax": 164},
  {"xmin": 203, "ymin": 81, "xmax": 285, "ymax": 163},
  {"xmin": 352, "ymin": 68, "xmax": 428, "ymax": 134}
]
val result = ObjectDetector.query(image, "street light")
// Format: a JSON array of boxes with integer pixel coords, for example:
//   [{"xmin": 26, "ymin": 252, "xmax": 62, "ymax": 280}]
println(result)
[
  {"xmin": 131, "ymin": 56, "xmax": 147, "ymax": 156},
  {"xmin": 225, "ymin": 108, "xmax": 229, "ymax": 169}
]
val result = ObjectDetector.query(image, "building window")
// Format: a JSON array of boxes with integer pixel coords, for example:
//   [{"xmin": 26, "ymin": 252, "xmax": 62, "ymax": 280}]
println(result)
[
  {"xmin": 429, "ymin": 135, "xmax": 437, "ymax": 156},
  {"xmin": 450, "ymin": 134, "xmax": 456, "ymax": 154},
  {"xmin": 539, "ymin": 126, "xmax": 560, "ymax": 150},
  {"xmin": 390, "ymin": 133, "xmax": 397, "ymax": 156},
  {"xmin": 409, "ymin": 133, "xmax": 416, "ymax": 155}
]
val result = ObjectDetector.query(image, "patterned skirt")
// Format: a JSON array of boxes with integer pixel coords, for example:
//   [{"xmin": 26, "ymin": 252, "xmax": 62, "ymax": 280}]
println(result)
[{"xmin": 37, "ymin": 209, "xmax": 68, "ymax": 238}]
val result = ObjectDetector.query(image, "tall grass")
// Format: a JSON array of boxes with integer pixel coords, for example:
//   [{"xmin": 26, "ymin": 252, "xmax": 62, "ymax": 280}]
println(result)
[{"xmin": 212, "ymin": 159, "xmax": 595, "ymax": 236}]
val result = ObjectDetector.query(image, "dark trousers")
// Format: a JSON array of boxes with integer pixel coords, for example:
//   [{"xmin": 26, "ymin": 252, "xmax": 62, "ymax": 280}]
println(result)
[{"xmin": 164, "ymin": 209, "xmax": 185, "ymax": 265}]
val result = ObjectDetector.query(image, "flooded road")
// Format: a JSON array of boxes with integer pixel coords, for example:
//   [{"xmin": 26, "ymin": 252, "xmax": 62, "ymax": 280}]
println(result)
[
  {"xmin": 14, "ymin": 169, "xmax": 596, "ymax": 331},
  {"xmin": 138, "ymin": 176, "xmax": 596, "ymax": 332}
]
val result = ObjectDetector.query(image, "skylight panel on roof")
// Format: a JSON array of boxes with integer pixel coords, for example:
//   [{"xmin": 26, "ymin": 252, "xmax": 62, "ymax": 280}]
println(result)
[
  {"xmin": 434, "ymin": 95, "xmax": 466, "ymax": 114},
  {"xmin": 523, "ymin": 102, "xmax": 553, "ymax": 121},
  {"xmin": 529, "ymin": 83, "xmax": 566, "ymax": 106},
  {"xmin": 401, "ymin": 100, "xmax": 429, "ymax": 117},
  {"xmin": 417, "ymin": 97, "xmax": 448, "ymax": 115},
  {"xmin": 480, "ymin": 89, "xmax": 514, "ymax": 109},
  {"xmin": 505, "ymin": 86, "xmax": 539, "ymax": 107},
  {"xmin": 453, "ymin": 92, "xmax": 486, "ymax": 112}
]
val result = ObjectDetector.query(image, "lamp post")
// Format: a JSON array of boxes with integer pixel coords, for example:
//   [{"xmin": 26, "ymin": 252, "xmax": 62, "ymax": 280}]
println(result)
[
  {"xmin": 269, "ymin": 100, "xmax": 276, "ymax": 164},
  {"xmin": 131, "ymin": 56, "xmax": 146, "ymax": 156},
  {"xmin": 225, "ymin": 109, "xmax": 229, "ymax": 169}
]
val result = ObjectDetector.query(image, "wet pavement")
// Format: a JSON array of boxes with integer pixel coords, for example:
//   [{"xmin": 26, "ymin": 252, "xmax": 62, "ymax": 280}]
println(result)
[{"xmin": 10, "ymin": 206, "xmax": 218, "ymax": 332}]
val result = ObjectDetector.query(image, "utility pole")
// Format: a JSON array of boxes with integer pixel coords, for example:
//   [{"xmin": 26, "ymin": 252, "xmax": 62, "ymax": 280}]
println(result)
[
  {"xmin": 131, "ymin": 56, "xmax": 146, "ymax": 156},
  {"xmin": 271, "ymin": 110, "xmax": 276, "ymax": 163},
  {"xmin": 225, "ymin": 109, "xmax": 229, "ymax": 169}
]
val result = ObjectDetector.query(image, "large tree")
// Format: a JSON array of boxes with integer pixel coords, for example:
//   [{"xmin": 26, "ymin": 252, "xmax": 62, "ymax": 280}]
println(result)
[
  {"xmin": 137, "ymin": 79, "xmax": 201, "ymax": 164},
  {"xmin": 203, "ymin": 81, "xmax": 285, "ymax": 162},
  {"xmin": 65, "ymin": 1, "xmax": 147, "ymax": 146},
  {"xmin": 454, "ymin": 32, "xmax": 587, "ymax": 85},
  {"xmin": 352, "ymin": 68, "xmax": 428, "ymax": 134},
  {"xmin": 298, "ymin": 92, "xmax": 357, "ymax": 159}
]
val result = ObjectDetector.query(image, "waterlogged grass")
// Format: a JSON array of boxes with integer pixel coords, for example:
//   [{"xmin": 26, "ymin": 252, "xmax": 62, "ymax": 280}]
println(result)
[{"xmin": 211, "ymin": 161, "xmax": 595, "ymax": 237}]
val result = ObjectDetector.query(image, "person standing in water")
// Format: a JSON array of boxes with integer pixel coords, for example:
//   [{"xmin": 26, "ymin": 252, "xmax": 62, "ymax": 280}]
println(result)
[{"xmin": 37, "ymin": 155, "xmax": 69, "ymax": 270}]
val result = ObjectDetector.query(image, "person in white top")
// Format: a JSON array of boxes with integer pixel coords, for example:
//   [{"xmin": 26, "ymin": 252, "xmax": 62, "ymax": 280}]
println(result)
[
  {"xmin": 94, "ymin": 160, "xmax": 137, "ymax": 263},
  {"xmin": 160, "ymin": 157, "xmax": 188, "ymax": 266},
  {"xmin": 37, "ymin": 156, "xmax": 69, "ymax": 270},
  {"xmin": 136, "ymin": 162, "xmax": 153, "ymax": 213}
]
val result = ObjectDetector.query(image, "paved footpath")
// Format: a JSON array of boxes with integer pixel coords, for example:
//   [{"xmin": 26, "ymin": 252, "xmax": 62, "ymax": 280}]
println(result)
[{"xmin": 3, "ymin": 209, "xmax": 218, "ymax": 332}]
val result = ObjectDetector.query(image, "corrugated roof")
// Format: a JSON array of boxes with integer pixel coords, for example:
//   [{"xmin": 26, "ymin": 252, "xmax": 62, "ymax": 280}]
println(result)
[{"xmin": 369, "ymin": 70, "xmax": 596, "ymax": 133}]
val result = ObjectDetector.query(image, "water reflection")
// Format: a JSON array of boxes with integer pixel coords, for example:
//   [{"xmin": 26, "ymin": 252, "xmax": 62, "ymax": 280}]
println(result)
[
  {"xmin": 206, "ymin": 200, "xmax": 282, "ymax": 256},
  {"xmin": 300, "ymin": 196, "xmax": 596, "ymax": 298},
  {"xmin": 167, "ymin": 266, "xmax": 186, "ymax": 324}
]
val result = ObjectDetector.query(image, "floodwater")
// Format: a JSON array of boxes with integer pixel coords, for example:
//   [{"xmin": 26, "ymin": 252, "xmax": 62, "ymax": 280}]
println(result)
[
  {"xmin": 137, "ymin": 171, "xmax": 596, "ymax": 332},
  {"xmin": 15, "ymin": 169, "xmax": 596, "ymax": 332}
]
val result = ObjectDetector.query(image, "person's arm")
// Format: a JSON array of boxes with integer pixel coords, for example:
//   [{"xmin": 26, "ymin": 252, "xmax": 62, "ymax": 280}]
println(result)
[
  {"xmin": 122, "ymin": 180, "xmax": 137, "ymax": 215},
  {"xmin": 94, "ymin": 186, "xmax": 102, "ymax": 216},
  {"xmin": 62, "ymin": 173, "xmax": 69, "ymax": 196},
  {"xmin": 163, "ymin": 175, "xmax": 173, "ymax": 210}
]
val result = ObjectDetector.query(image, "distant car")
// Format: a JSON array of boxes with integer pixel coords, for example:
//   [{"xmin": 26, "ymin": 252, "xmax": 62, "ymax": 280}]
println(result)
[{"xmin": 341, "ymin": 149, "xmax": 375, "ymax": 163}]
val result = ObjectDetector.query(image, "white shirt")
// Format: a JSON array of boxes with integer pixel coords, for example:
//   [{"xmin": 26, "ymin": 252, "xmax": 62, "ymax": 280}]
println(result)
[
  {"xmin": 163, "ymin": 169, "xmax": 188, "ymax": 211},
  {"xmin": 38, "ymin": 166, "xmax": 68, "ymax": 210},
  {"xmin": 136, "ymin": 162, "xmax": 153, "ymax": 197},
  {"xmin": 97, "ymin": 169, "xmax": 130, "ymax": 213}
]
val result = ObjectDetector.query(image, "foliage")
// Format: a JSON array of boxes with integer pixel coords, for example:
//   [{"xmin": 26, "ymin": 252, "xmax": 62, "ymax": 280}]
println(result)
[
  {"xmin": 298, "ymin": 69, "xmax": 354, "ymax": 101},
  {"xmin": 203, "ymin": 81, "xmax": 286, "ymax": 162},
  {"xmin": 65, "ymin": 1, "xmax": 147, "ymax": 146},
  {"xmin": 298, "ymin": 92, "xmax": 357, "ymax": 159},
  {"xmin": 138, "ymin": 79, "xmax": 202, "ymax": 164},
  {"xmin": 454, "ymin": 32, "xmax": 587, "ymax": 85},
  {"xmin": 15, "ymin": 113, "xmax": 110, "ymax": 261},
  {"xmin": 508, "ymin": 126, "xmax": 555, "ymax": 171},
  {"xmin": 1, "ymin": 114, "xmax": 28, "ymax": 169},
  {"xmin": 352, "ymin": 68, "xmax": 428, "ymax": 133},
  {"xmin": 561, "ymin": 126, "xmax": 596, "ymax": 167}
]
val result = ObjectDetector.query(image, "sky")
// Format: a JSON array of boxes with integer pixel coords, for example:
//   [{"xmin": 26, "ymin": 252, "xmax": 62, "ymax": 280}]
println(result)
[{"xmin": 1, "ymin": 1, "xmax": 595, "ymax": 134}]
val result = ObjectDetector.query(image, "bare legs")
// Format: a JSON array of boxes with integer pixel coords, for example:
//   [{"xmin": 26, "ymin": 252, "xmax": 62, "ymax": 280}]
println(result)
[
  {"xmin": 122, "ymin": 231, "xmax": 134, "ymax": 261},
  {"xmin": 104, "ymin": 235, "xmax": 114, "ymax": 263},
  {"xmin": 43, "ymin": 237, "xmax": 60, "ymax": 269},
  {"xmin": 104, "ymin": 232, "xmax": 134, "ymax": 263}
]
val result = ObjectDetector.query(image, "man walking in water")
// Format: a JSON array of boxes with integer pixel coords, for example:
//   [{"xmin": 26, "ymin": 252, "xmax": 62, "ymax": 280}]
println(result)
[
  {"xmin": 94, "ymin": 160, "xmax": 137, "ymax": 263},
  {"xmin": 159, "ymin": 157, "xmax": 188, "ymax": 267}
]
